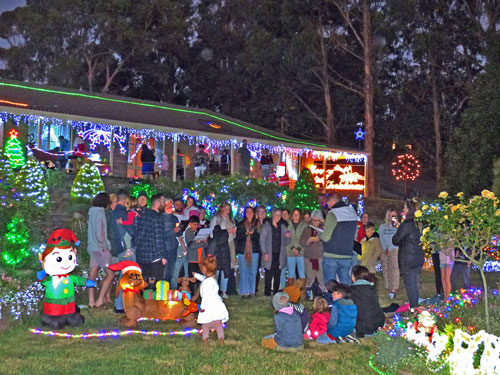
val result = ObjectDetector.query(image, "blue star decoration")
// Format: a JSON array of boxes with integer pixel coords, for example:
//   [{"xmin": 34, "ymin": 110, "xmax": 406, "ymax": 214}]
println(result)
[{"xmin": 354, "ymin": 128, "xmax": 366, "ymax": 140}]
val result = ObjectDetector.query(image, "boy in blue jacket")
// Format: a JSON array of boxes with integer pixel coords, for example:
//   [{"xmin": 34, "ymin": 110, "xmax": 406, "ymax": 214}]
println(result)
[{"xmin": 317, "ymin": 283, "xmax": 358, "ymax": 344}]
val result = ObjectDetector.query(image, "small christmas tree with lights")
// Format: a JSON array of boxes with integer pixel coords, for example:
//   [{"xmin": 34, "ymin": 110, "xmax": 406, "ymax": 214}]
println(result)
[
  {"xmin": 71, "ymin": 161, "xmax": 105, "ymax": 202},
  {"xmin": 16, "ymin": 159, "xmax": 49, "ymax": 207},
  {"xmin": 4, "ymin": 128, "xmax": 26, "ymax": 169},
  {"xmin": 1, "ymin": 216, "xmax": 29, "ymax": 267},
  {"xmin": 286, "ymin": 168, "xmax": 320, "ymax": 211}
]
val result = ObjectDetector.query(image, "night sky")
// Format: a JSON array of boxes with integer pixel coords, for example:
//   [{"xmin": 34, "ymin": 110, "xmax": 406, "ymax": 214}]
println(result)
[{"xmin": 0, "ymin": 0, "xmax": 25, "ymax": 14}]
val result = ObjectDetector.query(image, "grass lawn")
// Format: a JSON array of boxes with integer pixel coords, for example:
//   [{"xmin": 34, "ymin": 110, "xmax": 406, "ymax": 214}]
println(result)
[{"xmin": 0, "ymin": 269, "xmax": 498, "ymax": 375}]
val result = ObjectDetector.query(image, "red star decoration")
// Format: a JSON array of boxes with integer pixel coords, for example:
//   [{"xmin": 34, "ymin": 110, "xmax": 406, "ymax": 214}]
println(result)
[{"xmin": 8, "ymin": 129, "xmax": 19, "ymax": 139}]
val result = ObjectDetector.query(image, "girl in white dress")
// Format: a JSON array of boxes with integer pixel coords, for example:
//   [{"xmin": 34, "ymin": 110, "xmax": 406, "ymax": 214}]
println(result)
[{"xmin": 193, "ymin": 255, "xmax": 229, "ymax": 344}]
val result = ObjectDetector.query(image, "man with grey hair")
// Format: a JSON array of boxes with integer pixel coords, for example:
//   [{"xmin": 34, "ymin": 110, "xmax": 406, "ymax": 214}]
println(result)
[{"xmin": 319, "ymin": 193, "xmax": 358, "ymax": 285}]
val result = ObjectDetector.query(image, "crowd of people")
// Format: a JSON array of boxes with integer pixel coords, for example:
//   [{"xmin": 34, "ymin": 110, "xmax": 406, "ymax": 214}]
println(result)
[{"xmin": 85, "ymin": 190, "xmax": 469, "ymax": 348}]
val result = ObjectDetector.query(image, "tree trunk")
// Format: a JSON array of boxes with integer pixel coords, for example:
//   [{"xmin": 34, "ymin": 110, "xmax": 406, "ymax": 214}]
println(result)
[
  {"xmin": 319, "ymin": 15, "xmax": 335, "ymax": 145},
  {"xmin": 362, "ymin": 0, "xmax": 375, "ymax": 196},
  {"xmin": 431, "ymin": 67, "xmax": 443, "ymax": 186}
]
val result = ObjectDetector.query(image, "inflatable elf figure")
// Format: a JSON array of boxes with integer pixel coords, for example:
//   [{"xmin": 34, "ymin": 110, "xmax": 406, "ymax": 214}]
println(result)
[{"xmin": 37, "ymin": 229, "xmax": 96, "ymax": 329}]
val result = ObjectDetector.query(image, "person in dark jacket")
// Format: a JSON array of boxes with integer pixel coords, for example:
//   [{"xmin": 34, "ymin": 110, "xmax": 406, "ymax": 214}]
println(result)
[
  {"xmin": 140, "ymin": 144, "xmax": 156, "ymax": 180},
  {"xmin": 392, "ymin": 199, "xmax": 425, "ymax": 309},
  {"xmin": 350, "ymin": 265, "xmax": 385, "ymax": 338},
  {"xmin": 208, "ymin": 225, "xmax": 232, "ymax": 298},
  {"xmin": 235, "ymin": 207, "xmax": 260, "ymax": 297}
]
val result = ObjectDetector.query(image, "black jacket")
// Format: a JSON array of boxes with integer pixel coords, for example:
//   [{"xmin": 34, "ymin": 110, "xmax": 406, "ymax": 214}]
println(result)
[
  {"xmin": 235, "ymin": 221, "xmax": 261, "ymax": 254},
  {"xmin": 208, "ymin": 225, "xmax": 231, "ymax": 275},
  {"xmin": 392, "ymin": 217, "xmax": 424, "ymax": 271},
  {"xmin": 351, "ymin": 281, "xmax": 385, "ymax": 337}
]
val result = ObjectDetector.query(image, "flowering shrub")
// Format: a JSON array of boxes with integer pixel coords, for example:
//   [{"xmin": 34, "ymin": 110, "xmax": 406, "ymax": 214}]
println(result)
[{"xmin": 416, "ymin": 189, "xmax": 500, "ymax": 330}]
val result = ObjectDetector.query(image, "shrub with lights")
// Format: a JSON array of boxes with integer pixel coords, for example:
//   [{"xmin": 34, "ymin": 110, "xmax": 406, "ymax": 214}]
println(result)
[
  {"xmin": 417, "ymin": 190, "xmax": 500, "ymax": 331},
  {"xmin": 285, "ymin": 168, "xmax": 319, "ymax": 211},
  {"xmin": 174, "ymin": 175, "xmax": 287, "ymax": 218},
  {"xmin": 0, "ymin": 149, "xmax": 14, "ymax": 183},
  {"xmin": 129, "ymin": 182, "xmax": 157, "ymax": 201},
  {"xmin": 15, "ymin": 159, "xmax": 49, "ymax": 208},
  {"xmin": 71, "ymin": 161, "xmax": 105, "ymax": 202},
  {"xmin": 0, "ymin": 217, "xmax": 29, "ymax": 268}
]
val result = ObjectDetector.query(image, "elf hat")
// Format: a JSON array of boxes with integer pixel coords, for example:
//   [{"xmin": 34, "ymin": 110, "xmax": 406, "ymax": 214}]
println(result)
[
  {"xmin": 46, "ymin": 228, "xmax": 80, "ymax": 250},
  {"xmin": 108, "ymin": 261, "xmax": 142, "ymax": 274}
]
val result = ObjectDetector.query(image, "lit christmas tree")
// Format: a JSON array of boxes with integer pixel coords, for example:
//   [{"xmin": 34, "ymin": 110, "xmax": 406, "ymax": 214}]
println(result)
[
  {"xmin": 71, "ymin": 161, "xmax": 105, "ymax": 202},
  {"xmin": 16, "ymin": 159, "xmax": 49, "ymax": 207},
  {"xmin": 0, "ymin": 149, "xmax": 14, "ymax": 183},
  {"xmin": 1, "ymin": 217, "xmax": 29, "ymax": 267},
  {"xmin": 286, "ymin": 168, "xmax": 320, "ymax": 211},
  {"xmin": 4, "ymin": 129, "xmax": 26, "ymax": 169},
  {"xmin": 392, "ymin": 153, "xmax": 421, "ymax": 196}
]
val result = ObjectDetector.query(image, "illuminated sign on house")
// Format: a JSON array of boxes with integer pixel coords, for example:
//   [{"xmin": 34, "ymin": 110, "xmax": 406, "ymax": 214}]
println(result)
[{"xmin": 310, "ymin": 161, "xmax": 365, "ymax": 192}]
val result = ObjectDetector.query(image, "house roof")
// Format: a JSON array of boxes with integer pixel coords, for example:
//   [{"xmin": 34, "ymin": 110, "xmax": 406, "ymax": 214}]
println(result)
[{"xmin": 0, "ymin": 79, "xmax": 366, "ymax": 154}]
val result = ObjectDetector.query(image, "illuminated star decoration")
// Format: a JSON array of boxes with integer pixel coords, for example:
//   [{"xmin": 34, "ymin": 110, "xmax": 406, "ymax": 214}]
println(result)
[
  {"xmin": 354, "ymin": 127, "xmax": 366, "ymax": 140},
  {"xmin": 78, "ymin": 129, "xmax": 127, "ymax": 155}
]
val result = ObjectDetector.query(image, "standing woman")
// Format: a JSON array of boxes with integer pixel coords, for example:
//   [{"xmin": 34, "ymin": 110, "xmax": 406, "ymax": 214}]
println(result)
[
  {"xmin": 259, "ymin": 208, "xmax": 289, "ymax": 296},
  {"xmin": 378, "ymin": 208, "xmax": 400, "ymax": 299},
  {"xmin": 87, "ymin": 192, "xmax": 115, "ymax": 308},
  {"xmin": 210, "ymin": 203, "xmax": 236, "ymax": 298},
  {"xmin": 286, "ymin": 209, "xmax": 307, "ymax": 287},
  {"xmin": 183, "ymin": 196, "xmax": 200, "ymax": 221},
  {"xmin": 392, "ymin": 199, "xmax": 425, "ymax": 309},
  {"xmin": 255, "ymin": 205, "xmax": 269, "ymax": 293},
  {"xmin": 236, "ymin": 207, "xmax": 260, "ymax": 297}
]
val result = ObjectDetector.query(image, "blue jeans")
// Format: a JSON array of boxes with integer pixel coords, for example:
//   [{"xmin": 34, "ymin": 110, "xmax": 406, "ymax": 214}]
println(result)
[
  {"xmin": 217, "ymin": 270, "xmax": 228, "ymax": 293},
  {"xmin": 114, "ymin": 251, "xmax": 136, "ymax": 311},
  {"xmin": 238, "ymin": 253, "xmax": 259, "ymax": 295},
  {"xmin": 323, "ymin": 257, "xmax": 352, "ymax": 285},
  {"xmin": 280, "ymin": 267, "xmax": 287, "ymax": 289},
  {"xmin": 317, "ymin": 333, "xmax": 337, "ymax": 344},
  {"xmin": 171, "ymin": 246, "xmax": 188, "ymax": 289},
  {"xmin": 287, "ymin": 256, "xmax": 305, "ymax": 279}
]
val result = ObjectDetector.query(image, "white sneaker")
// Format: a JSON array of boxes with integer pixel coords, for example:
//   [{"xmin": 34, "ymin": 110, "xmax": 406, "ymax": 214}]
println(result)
[
  {"xmin": 388, "ymin": 292, "xmax": 395, "ymax": 299},
  {"xmin": 222, "ymin": 293, "xmax": 228, "ymax": 299}
]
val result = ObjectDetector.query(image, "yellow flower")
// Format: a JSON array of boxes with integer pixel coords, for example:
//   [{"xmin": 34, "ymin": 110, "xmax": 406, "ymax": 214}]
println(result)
[
  {"xmin": 481, "ymin": 190, "xmax": 496, "ymax": 199},
  {"xmin": 451, "ymin": 205, "xmax": 458, "ymax": 213},
  {"xmin": 422, "ymin": 227, "xmax": 430, "ymax": 235},
  {"xmin": 496, "ymin": 209, "xmax": 500, "ymax": 216},
  {"xmin": 444, "ymin": 215, "xmax": 449, "ymax": 220},
  {"xmin": 456, "ymin": 192, "xmax": 464, "ymax": 198},
  {"xmin": 438, "ymin": 191, "xmax": 449, "ymax": 199},
  {"xmin": 422, "ymin": 205, "xmax": 429, "ymax": 211},
  {"xmin": 415, "ymin": 210, "xmax": 422, "ymax": 218},
  {"xmin": 432, "ymin": 206, "xmax": 438, "ymax": 212}
]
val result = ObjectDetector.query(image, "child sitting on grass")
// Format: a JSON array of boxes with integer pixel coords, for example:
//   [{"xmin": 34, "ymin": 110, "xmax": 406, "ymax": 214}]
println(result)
[
  {"xmin": 193, "ymin": 255, "xmax": 229, "ymax": 345},
  {"xmin": 261, "ymin": 292, "xmax": 304, "ymax": 352},
  {"xmin": 351, "ymin": 265, "xmax": 385, "ymax": 338},
  {"xmin": 283, "ymin": 280, "xmax": 309, "ymax": 333},
  {"xmin": 304, "ymin": 297, "xmax": 330, "ymax": 340},
  {"xmin": 316, "ymin": 284, "xmax": 357, "ymax": 344}
]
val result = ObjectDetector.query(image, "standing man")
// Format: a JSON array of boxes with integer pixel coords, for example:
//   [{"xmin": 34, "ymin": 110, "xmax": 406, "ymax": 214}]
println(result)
[
  {"xmin": 238, "ymin": 139, "xmax": 251, "ymax": 176},
  {"xmin": 57, "ymin": 135, "xmax": 69, "ymax": 170},
  {"xmin": 163, "ymin": 198, "xmax": 183, "ymax": 286},
  {"xmin": 109, "ymin": 190, "xmax": 130, "ymax": 314},
  {"xmin": 194, "ymin": 144, "xmax": 209, "ymax": 177},
  {"xmin": 134, "ymin": 193, "xmax": 168, "ymax": 289},
  {"xmin": 319, "ymin": 193, "xmax": 358, "ymax": 285}
]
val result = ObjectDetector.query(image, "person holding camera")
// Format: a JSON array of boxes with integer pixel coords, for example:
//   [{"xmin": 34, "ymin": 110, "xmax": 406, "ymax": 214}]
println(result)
[
  {"xmin": 378, "ymin": 208, "xmax": 400, "ymax": 299},
  {"xmin": 235, "ymin": 206, "xmax": 261, "ymax": 298}
]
